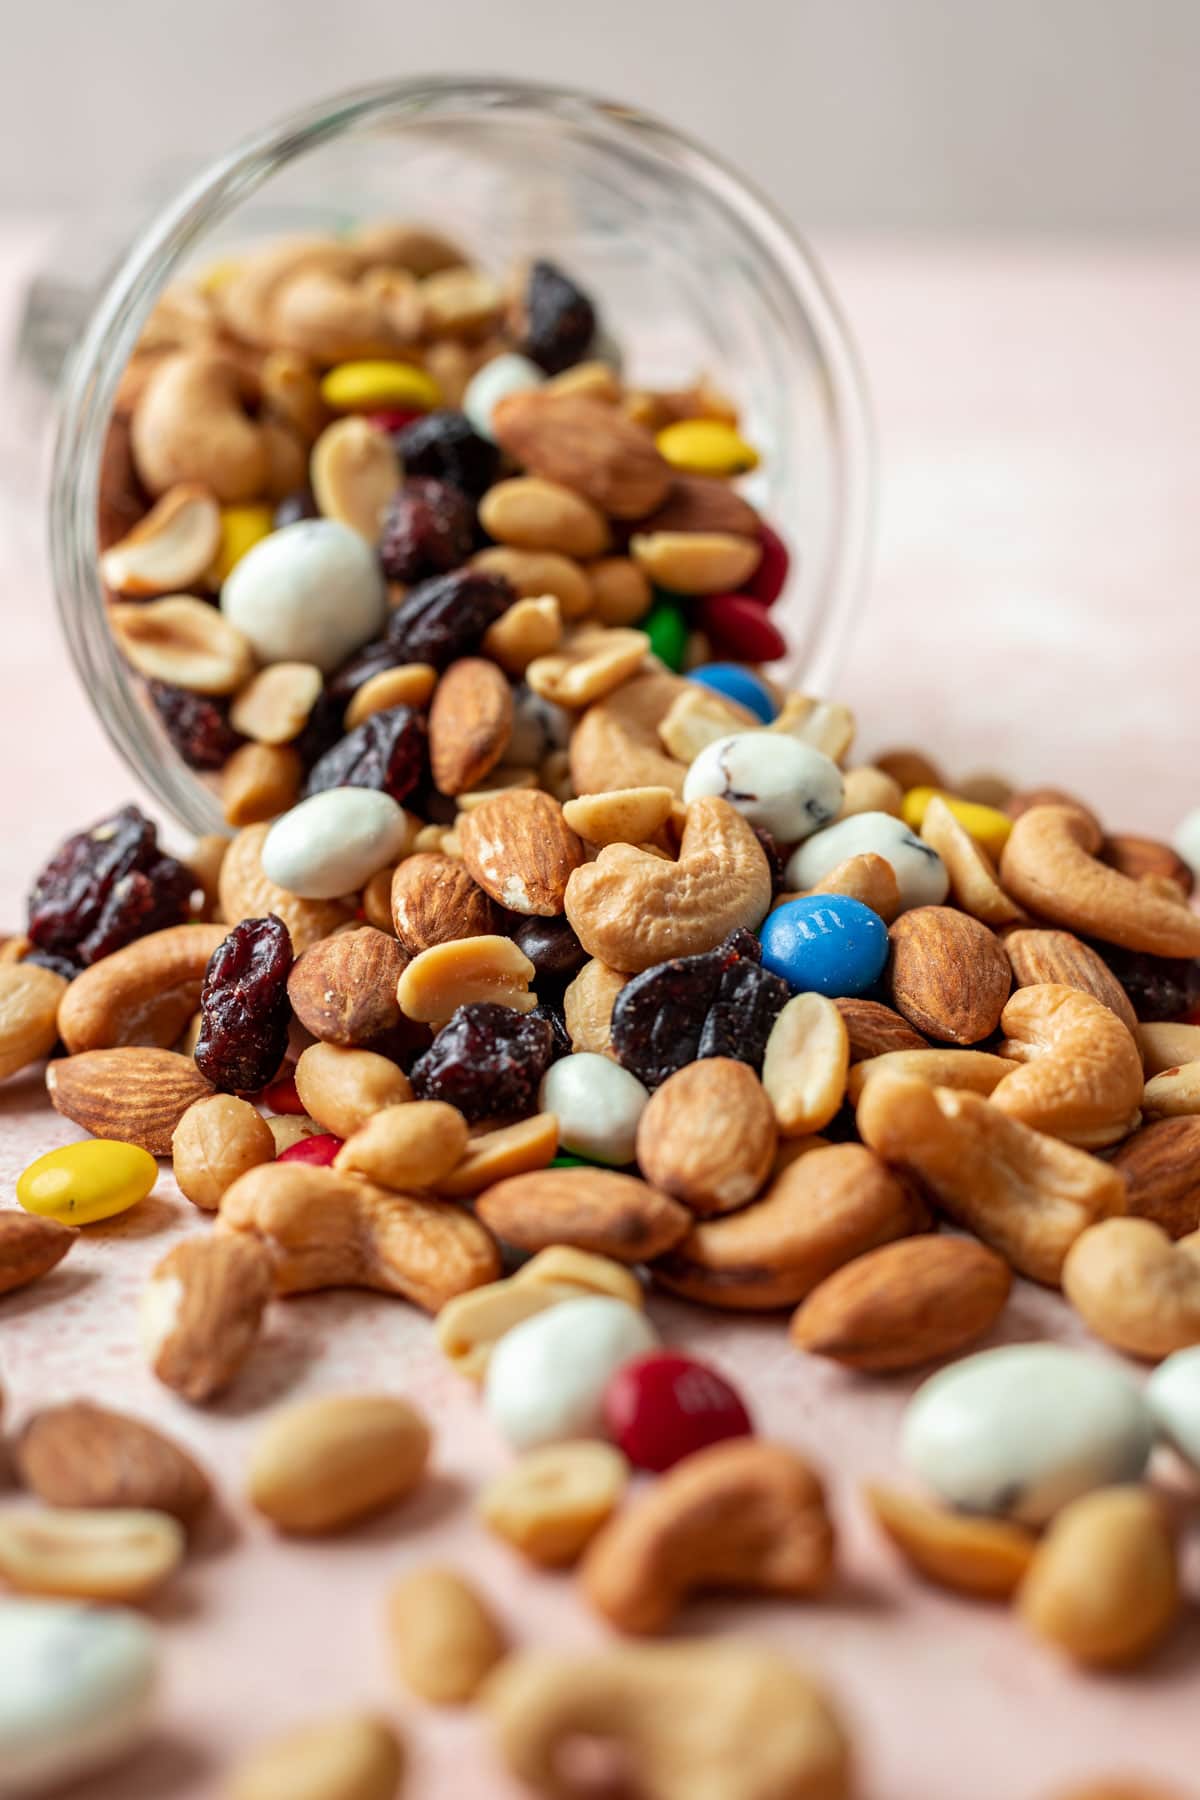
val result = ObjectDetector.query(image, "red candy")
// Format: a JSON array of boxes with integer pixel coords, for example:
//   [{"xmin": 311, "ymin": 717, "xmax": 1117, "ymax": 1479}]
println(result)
[
  {"xmin": 742, "ymin": 521, "xmax": 790, "ymax": 607},
  {"xmin": 260, "ymin": 1071, "xmax": 305, "ymax": 1115},
  {"xmin": 368, "ymin": 408, "xmax": 424, "ymax": 435},
  {"xmin": 700, "ymin": 593, "xmax": 787, "ymax": 663},
  {"xmin": 602, "ymin": 1351, "xmax": 753, "ymax": 1472},
  {"xmin": 276, "ymin": 1132, "xmax": 343, "ymax": 1167}
]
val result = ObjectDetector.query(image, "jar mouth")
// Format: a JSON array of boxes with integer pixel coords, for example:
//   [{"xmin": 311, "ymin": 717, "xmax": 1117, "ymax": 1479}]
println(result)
[{"xmin": 48, "ymin": 75, "xmax": 874, "ymax": 839}]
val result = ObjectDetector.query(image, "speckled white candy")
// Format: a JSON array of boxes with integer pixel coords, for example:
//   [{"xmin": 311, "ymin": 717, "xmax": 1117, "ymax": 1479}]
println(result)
[
  {"xmin": 262, "ymin": 788, "xmax": 410, "ymax": 899},
  {"xmin": 539, "ymin": 1053, "xmax": 649, "ymax": 1166},
  {"xmin": 0, "ymin": 1601, "xmax": 157, "ymax": 1796},
  {"xmin": 462, "ymin": 352, "xmax": 546, "ymax": 442},
  {"xmin": 485, "ymin": 1294, "xmax": 658, "ymax": 1450},
  {"xmin": 1174, "ymin": 806, "xmax": 1200, "ymax": 878},
  {"xmin": 786, "ymin": 809, "xmax": 950, "ymax": 911},
  {"xmin": 902, "ymin": 1344, "xmax": 1155, "ymax": 1526},
  {"xmin": 683, "ymin": 732, "xmax": 844, "ymax": 847},
  {"xmin": 1146, "ymin": 1345, "xmax": 1200, "ymax": 1470},
  {"xmin": 220, "ymin": 519, "xmax": 386, "ymax": 672}
]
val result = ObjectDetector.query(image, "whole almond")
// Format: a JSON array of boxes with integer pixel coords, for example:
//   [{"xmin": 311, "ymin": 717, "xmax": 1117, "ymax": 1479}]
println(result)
[
  {"xmin": 428, "ymin": 657, "xmax": 514, "ymax": 796},
  {"xmin": 219, "ymin": 821, "xmax": 354, "ymax": 949},
  {"xmin": 229, "ymin": 1714, "xmax": 404, "ymax": 1800},
  {"xmin": 458, "ymin": 790, "xmax": 583, "ymax": 916},
  {"xmin": 0, "ymin": 961, "xmax": 69, "ymax": 1079},
  {"xmin": 287, "ymin": 927, "xmax": 408, "ymax": 1047},
  {"xmin": 56, "ymin": 922, "xmax": 226, "ymax": 1053},
  {"xmin": 834, "ymin": 997, "xmax": 929, "ymax": 1061},
  {"xmin": 1102, "ymin": 833, "xmax": 1194, "ymax": 897},
  {"xmin": 636, "ymin": 1059, "xmax": 777, "ymax": 1215},
  {"xmin": 387, "ymin": 1565, "xmax": 507, "ymax": 1703},
  {"xmin": 0, "ymin": 1211, "xmax": 75, "ymax": 1295},
  {"xmin": 789, "ymin": 1235, "xmax": 1012, "ymax": 1371},
  {"xmin": 640, "ymin": 474, "xmax": 761, "ymax": 539},
  {"xmin": 141, "ymin": 1235, "xmax": 274, "ymax": 1402},
  {"xmin": 1110, "ymin": 1117, "xmax": 1200, "ymax": 1237},
  {"xmin": 476, "ymin": 1167, "xmax": 690, "ymax": 1263},
  {"xmin": 172, "ymin": 1093, "xmax": 277, "ymax": 1212},
  {"xmin": 390, "ymin": 852, "xmax": 496, "ymax": 954},
  {"xmin": 248, "ymin": 1392, "xmax": 430, "ymax": 1534},
  {"xmin": 17, "ymin": 1400, "xmax": 211, "ymax": 1523},
  {"xmin": 47, "ymin": 1047, "xmax": 213, "ymax": 1154},
  {"xmin": 1004, "ymin": 927, "xmax": 1139, "ymax": 1037},
  {"xmin": 491, "ymin": 391, "xmax": 671, "ymax": 519},
  {"xmin": 887, "ymin": 908, "xmax": 1012, "ymax": 1044}
]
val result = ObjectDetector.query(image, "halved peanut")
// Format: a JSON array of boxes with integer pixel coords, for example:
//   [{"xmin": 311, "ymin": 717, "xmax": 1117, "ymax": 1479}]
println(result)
[
  {"xmin": 762, "ymin": 994, "xmax": 850, "ymax": 1137},
  {"xmin": 335, "ymin": 1101, "xmax": 469, "ymax": 1190},
  {"xmin": 111, "ymin": 595, "xmax": 257, "ymax": 694},
  {"xmin": 435, "ymin": 1245, "xmax": 642, "ymax": 1380},
  {"xmin": 629, "ymin": 530, "xmax": 761, "ymax": 595},
  {"xmin": 769, "ymin": 695, "xmax": 856, "ymax": 763},
  {"xmin": 838, "ymin": 765, "xmax": 904, "ymax": 819},
  {"xmin": 562, "ymin": 786, "xmax": 675, "ymax": 847},
  {"xmin": 397, "ymin": 935, "xmax": 536, "ymax": 1022},
  {"xmin": 481, "ymin": 596, "xmax": 563, "ymax": 676},
  {"xmin": 433, "ymin": 1113, "xmax": 559, "ymax": 1198},
  {"xmin": 480, "ymin": 1440, "xmax": 630, "ymax": 1566},
  {"xmin": 1018, "ymin": 1486, "xmax": 1180, "ymax": 1668},
  {"xmin": 230, "ymin": 661, "xmax": 323, "ymax": 744},
  {"xmin": 480, "ymin": 477, "xmax": 611, "ymax": 559},
  {"xmin": 805, "ymin": 853, "xmax": 901, "ymax": 924},
  {"xmin": 222, "ymin": 742, "xmax": 302, "ymax": 826},
  {"xmin": 100, "ymin": 483, "xmax": 222, "ymax": 595},
  {"xmin": 294, "ymin": 1042, "xmax": 413, "ymax": 1140},
  {"xmin": 344, "ymin": 663, "xmax": 438, "ymax": 729},
  {"xmin": 526, "ymin": 627, "xmax": 649, "ymax": 709},
  {"xmin": 422, "ymin": 267, "xmax": 502, "ymax": 335},
  {"xmin": 865, "ymin": 1484, "xmax": 1036, "ymax": 1598},
  {"xmin": 0, "ymin": 1506, "xmax": 184, "ymax": 1602},
  {"xmin": 310, "ymin": 415, "xmax": 401, "ymax": 543}
]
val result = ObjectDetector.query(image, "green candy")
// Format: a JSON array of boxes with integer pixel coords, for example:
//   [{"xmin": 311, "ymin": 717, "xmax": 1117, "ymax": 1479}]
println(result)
[
  {"xmin": 550, "ymin": 1153, "xmax": 589, "ymax": 1169},
  {"xmin": 645, "ymin": 594, "xmax": 690, "ymax": 672}
]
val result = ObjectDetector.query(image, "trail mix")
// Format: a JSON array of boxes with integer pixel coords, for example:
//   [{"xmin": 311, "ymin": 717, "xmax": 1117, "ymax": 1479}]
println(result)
[{"xmin": 0, "ymin": 223, "xmax": 1198, "ymax": 1799}]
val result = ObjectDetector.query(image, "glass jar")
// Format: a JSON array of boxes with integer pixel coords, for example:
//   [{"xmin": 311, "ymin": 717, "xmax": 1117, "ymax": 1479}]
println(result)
[{"xmin": 49, "ymin": 77, "xmax": 873, "ymax": 838}]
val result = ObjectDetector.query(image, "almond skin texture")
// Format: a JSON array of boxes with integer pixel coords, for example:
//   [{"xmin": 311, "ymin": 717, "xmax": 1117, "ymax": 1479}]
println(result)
[
  {"xmin": 491, "ymin": 391, "xmax": 672, "ymax": 520},
  {"xmin": 635, "ymin": 1059, "xmax": 777, "ymax": 1215},
  {"xmin": 1004, "ymin": 927, "xmax": 1139, "ymax": 1037},
  {"xmin": 46, "ymin": 1047, "xmax": 213, "ymax": 1155},
  {"xmin": 429, "ymin": 657, "xmax": 514, "ymax": 796},
  {"xmin": 0, "ymin": 1211, "xmax": 75, "ymax": 1295},
  {"xmin": 476, "ymin": 1168, "xmax": 691, "ymax": 1264},
  {"xmin": 639, "ymin": 474, "xmax": 761, "ymax": 539},
  {"xmin": 142, "ymin": 1235, "xmax": 273, "ymax": 1402},
  {"xmin": 458, "ymin": 790, "xmax": 584, "ymax": 917},
  {"xmin": 834, "ymin": 997, "xmax": 929, "ymax": 1061},
  {"xmin": 16, "ymin": 1401, "xmax": 211, "ymax": 1523},
  {"xmin": 789, "ymin": 1235, "xmax": 1012, "ymax": 1371},
  {"xmin": 887, "ymin": 907, "xmax": 1012, "ymax": 1045},
  {"xmin": 287, "ymin": 926, "xmax": 408, "ymax": 1048},
  {"xmin": 56, "ymin": 923, "xmax": 226, "ymax": 1053},
  {"xmin": 390, "ymin": 852, "xmax": 496, "ymax": 954},
  {"xmin": 1111, "ymin": 1117, "xmax": 1200, "ymax": 1237}
]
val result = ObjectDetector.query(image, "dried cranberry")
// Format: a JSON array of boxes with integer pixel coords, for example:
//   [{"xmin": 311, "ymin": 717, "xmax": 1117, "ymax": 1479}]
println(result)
[
  {"xmin": 410, "ymin": 1002, "xmax": 554, "ymax": 1122},
  {"xmin": 148, "ymin": 681, "xmax": 243, "ymax": 770},
  {"xmin": 700, "ymin": 593, "xmax": 788, "ymax": 662},
  {"xmin": 1090, "ymin": 944, "xmax": 1200, "ymax": 1022},
  {"xmin": 602, "ymin": 1351, "xmax": 753, "ymax": 1472},
  {"xmin": 530, "ymin": 1001, "xmax": 572, "ymax": 1061},
  {"xmin": 194, "ymin": 915, "xmax": 294, "ymax": 1094},
  {"xmin": 27, "ymin": 804, "xmax": 194, "ymax": 967},
  {"xmin": 385, "ymin": 570, "xmax": 513, "ymax": 669},
  {"xmin": 518, "ymin": 260, "xmax": 597, "ymax": 375},
  {"xmin": 367, "ymin": 408, "xmax": 423, "ymax": 435},
  {"xmin": 514, "ymin": 914, "xmax": 587, "ymax": 982},
  {"xmin": 378, "ymin": 478, "xmax": 475, "ymax": 583},
  {"xmin": 277, "ymin": 1132, "xmax": 343, "ymax": 1167},
  {"xmin": 304, "ymin": 706, "xmax": 426, "ymax": 803},
  {"xmin": 272, "ymin": 487, "xmax": 319, "ymax": 529},
  {"xmin": 611, "ymin": 929, "xmax": 785, "ymax": 1089},
  {"xmin": 394, "ymin": 409, "xmax": 499, "ymax": 499}
]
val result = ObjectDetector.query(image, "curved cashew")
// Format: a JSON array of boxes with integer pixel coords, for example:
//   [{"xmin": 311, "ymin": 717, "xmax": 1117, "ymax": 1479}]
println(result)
[
  {"xmin": 216, "ymin": 235, "xmax": 425, "ymax": 360},
  {"xmin": 564, "ymin": 796, "xmax": 772, "ymax": 973},
  {"xmin": 1004, "ymin": 927, "xmax": 1139, "ymax": 1037},
  {"xmin": 569, "ymin": 668, "xmax": 690, "ymax": 797},
  {"xmin": 1062, "ymin": 1218, "xmax": 1200, "ymax": 1359},
  {"xmin": 131, "ymin": 350, "xmax": 305, "ymax": 502},
  {"xmin": 990, "ymin": 984, "xmax": 1145, "ymax": 1147},
  {"xmin": 653, "ymin": 1142, "xmax": 929, "ymax": 1310},
  {"xmin": 847, "ymin": 1048, "xmax": 1018, "ymax": 1105},
  {"xmin": 856, "ymin": 1071, "xmax": 1126, "ymax": 1286},
  {"xmin": 485, "ymin": 1639, "xmax": 853, "ymax": 1800},
  {"xmin": 580, "ymin": 1440, "xmax": 834, "ymax": 1634},
  {"xmin": 1000, "ymin": 806, "xmax": 1200, "ymax": 957},
  {"xmin": 57, "ymin": 922, "xmax": 226, "ymax": 1053},
  {"xmin": 217, "ymin": 1162, "xmax": 500, "ymax": 1312}
]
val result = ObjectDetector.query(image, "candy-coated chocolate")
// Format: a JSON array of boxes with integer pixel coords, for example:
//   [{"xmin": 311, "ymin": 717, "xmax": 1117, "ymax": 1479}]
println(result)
[
  {"xmin": 700, "ymin": 593, "xmax": 787, "ymax": 663},
  {"xmin": 18, "ymin": 1140, "xmax": 157, "ymax": 1226},
  {"xmin": 276, "ymin": 1132, "xmax": 343, "ymax": 1167},
  {"xmin": 320, "ymin": 359, "xmax": 441, "ymax": 413},
  {"xmin": 759, "ymin": 895, "xmax": 889, "ymax": 997},
  {"xmin": 742, "ymin": 521, "xmax": 790, "ymax": 606},
  {"xmin": 655, "ymin": 419, "xmax": 759, "ymax": 476},
  {"xmin": 603, "ymin": 1350, "xmax": 753, "ymax": 1471},
  {"xmin": 208, "ymin": 505, "xmax": 273, "ymax": 586},
  {"xmin": 687, "ymin": 663, "xmax": 776, "ymax": 722},
  {"xmin": 901, "ymin": 786, "xmax": 1013, "ymax": 857},
  {"xmin": 644, "ymin": 595, "xmax": 689, "ymax": 672}
]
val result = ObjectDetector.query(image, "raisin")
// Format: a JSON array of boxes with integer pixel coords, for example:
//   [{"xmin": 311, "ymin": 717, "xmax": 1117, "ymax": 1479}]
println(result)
[
  {"xmin": 27, "ymin": 804, "xmax": 194, "ymax": 968},
  {"xmin": 394, "ymin": 409, "xmax": 499, "ymax": 500},
  {"xmin": 514, "ymin": 914, "xmax": 587, "ymax": 982},
  {"xmin": 409, "ymin": 1002, "xmax": 553, "ymax": 1122},
  {"xmin": 194, "ymin": 915, "xmax": 294, "ymax": 1094},
  {"xmin": 304, "ymin": 706, "xmax": 427, "ymax": 803},
  {"xmin": 752, "ymin": 826, "xmax": 788, "ymax": 898},
  {"xmin": 148, "ymin": 681, "xmax": 244, "ymax": 771},
  {"xmin": 272, "ymin": 487, "xmax": 319, "ymax": 528},
  {"xmin": 291, "ymin": 686, "xmax": 346, "ymax": 772},
  {"xmin": 531, "ymin": 1000, "xmax": 572, "ymax": 1061},
  {"xmin": 610, "ymin": 930, "xmax": 782, "ymax": 1088},
  {"xmin": 378, "ymin": 478, "xmax": 475, "ymax": 583},
  {"xmin": 696, "ymin": 955, "xmax": 790, "ymax": 1061},
  {"xmin": 518, "ymin": 260, "xmax": 597, "ymax": 375},
  {"xmin": 385, "ymin": 570, "xmax": 513, "ymax": 669},
  {"xmin": 1090, "ymin": 943, "xmax": 1200, "ymax": 1022}
]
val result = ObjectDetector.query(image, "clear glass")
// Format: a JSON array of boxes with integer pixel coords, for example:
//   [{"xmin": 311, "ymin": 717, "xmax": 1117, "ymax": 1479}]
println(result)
[{"xmin": 48, "ymin": 77, "xmax": 874, "ymax": 838}]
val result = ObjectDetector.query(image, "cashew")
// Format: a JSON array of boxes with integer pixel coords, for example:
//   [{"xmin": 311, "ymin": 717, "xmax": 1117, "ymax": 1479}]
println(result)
[
  {"xmin": 654, "ymin": 1142, "xmax": 929, "ymax": 1310},
  {"xmin": 856, "ymin": 1072, "xmax": 1126, "ymax": 1286},
  {"xmin": 1004, "ymin": 927, "xmax": 1139, "ymax": 1037},
  {"xmin": 847, "ymin": 1048, "xmax": 1018, "ymax": 1104},
  {"xmin": 526, "ymin": 626, "xmax": 649, "ymax": 710},
  {"xmin": 563, "ymin": 958, "xmax": 628, "ymax": 1056},
  {"xmin": 1000, "ymin": 805, "xmax": 1200, "ymax": 957},
  {"xmin": 919, "ymin": 794, "xmax": 1022, "ymax": 925},
  {"xmin": 217, "ymin": 235, "xmax": 426, "ymax": 359},
  {"xmin": 568, "ymin": 668, "xmax": 689, "ymax": 796},
  {"xmin": 57, "ymin": 923, "xmax": 226, "ymax": 1054},
  {"xmin": 217, "ymin": 1162, "xmax": 500, "ymax": 1311},
  {"xmin": 580, "ymin": 1440, "xmax": 834, "ymax": 1634},
  {"xmin": 1142, "ymin": 1061, "xmax": 1200, "ymax": 1118},
  {"xmin": 990, "ymin": 984, "xmax": 1145, "ymax": 1147},
  {"xmin": 1018, "ymin": 1486, "xmax": 1180, "ymax": 1667},
  {"xmin": 99, "ymin": 483, "xmax": 222, "ymax": 596},
  {"xmin": 485, "ymin": 1640, "xmax": 853, "ymax": 1800},
  {"xmin": 131, "ymin": 349, "xmax": 304, "ymax": 501},
  {"xmin": 564, "ymin": 796, "xmax": 772, "ymax": 973},
  {"xmin": 1062, "ymin": 1218, "xmax": 1200, "ymax": 1358}
]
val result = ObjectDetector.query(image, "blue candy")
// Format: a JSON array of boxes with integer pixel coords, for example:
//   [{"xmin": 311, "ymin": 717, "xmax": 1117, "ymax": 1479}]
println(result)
[
  {"xmin": 687, "ymin": 663, "xmax": 776, "ymax": 723},
  {"xmin": 759, "ymin": 895, "xmax": 889, "ymax": 997}
]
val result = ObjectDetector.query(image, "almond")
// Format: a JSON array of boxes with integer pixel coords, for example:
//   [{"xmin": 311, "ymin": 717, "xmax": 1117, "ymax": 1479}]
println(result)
[
  {"xmin": 865, "ymin": 1484, "xmax": 1036, "ymax": 1597},
  {"xmin": 16, "ymin": 1400, "xmax": 211, "ymax": 1523},
  {"xmin": 0, "ymin": 1211, "xmax": 75, "ymax": 1296},
  {"xmin": 458, "ymin": 789, "xmax": 583, "ymax": 917},
  {"xmin": 56, "ymin": 922, "xmax": 226, "ymax": 1053},
  {"xmin": 833, "ymin": 997, "xmax": 929, "ymax": 1061},
  {"xmin": 887, "ymin": 907, "xmax": 1012, "ymax": 1045},
  {"xmin": 390, "ymin": 852, "xmax": 496, "ymax": 953},
  {"xmin": 46, "ymin": 1047, "xmax": 213, "ymax": 1154},
  {"xmin": 635, "ymin": 1059, "xmax": 777, "ymax": 1215},
  {"xmin": 639, "ymin": 474, "xmax": 761, "ymax": 538},
  {"xmin": 491, "ymin": 391, "xmax": 671, "ymax": 519},
  {"xmin": 287, "ymin": 926, "xmax": 408, "ymax": 1047},
  {"xmin": 1004, "ymin": 927, "xmax": 1138, "ymax": 1037},
  {"xmin": 141, "ymin": 1235, "xmax": 274, "ymax": 1402},
  {"xmin": 1110, "ymin": 1117, "xmax": 1200, "ymax": 1237},
  {"xmin": 0, "ymin": 962, "xmax": 69, "ymax": 1080},
  {"xmin": 789, "ymin": 1235, "xmax": 1012, "ymax": 1371},
  {"xmin": 476, "ymin": 1167, "xmax": 690, "ymax": 1263},
  {"xmin": 428, "ymin": 657, "xmax": 514, "ymax": 796},
  {"xmin": 1102, "ymin": 833, "xmax": 1194, "ymax": 897}
]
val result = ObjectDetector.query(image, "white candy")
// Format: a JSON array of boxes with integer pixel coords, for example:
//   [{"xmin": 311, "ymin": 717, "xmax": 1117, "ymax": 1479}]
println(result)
[
  {"xmin": 485, "ymin": 1294, "xmax": 658, "ymax": 1450},
  {"xmin": 462, "ymin": 353, "xmax": 546, "ymax": 443},
  {"xmin": 786, "ymin": 810, "xmax": 949, "ymax": 911},
  {"xmin": 262, "ymin": 788, "xmax": 410, "ymax": 899},
  {"xmin": 0, "ymin": 1601, "xmax": 157, "ymax": 1796},
  {"xmin": 1146, "ymin": 1345, "xmax": 1200, "ymax": 1471},
  {"xmin": 902, "ymin": 1344, "xmax": 1155, "ymax": 1526},
  {"xmin": 539, "ymin": 1053, "xmax": 649, "ymax": 1166},
  {"xmin": 1174, "ymin": 805, "xmax": 1200, "ymax": 878},
  {"xmin": 682, "ymin": 732, "xmax": 844, "ymax": 846},
  {"xmin": 221, "ymin": 519, "xmax": 386, "ymax": 672}
]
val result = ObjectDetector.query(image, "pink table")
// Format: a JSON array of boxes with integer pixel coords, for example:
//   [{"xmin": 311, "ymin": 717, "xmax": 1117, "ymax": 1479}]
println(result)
[{"xmin": 1, "ymin": 237, "xmax": 1198, "ymax": 1799}]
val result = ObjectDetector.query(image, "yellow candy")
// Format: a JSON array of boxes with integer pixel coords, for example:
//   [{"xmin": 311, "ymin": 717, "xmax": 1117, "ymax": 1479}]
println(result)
[
  {"xmin": 208, "ymin": 505, "xmax": 274, "ymax": 586},
  {"xmin": 320, "ymin": 360, "xmax": 441, "ymax": 414},
  {"xmin": 655, "ymin": 419, "xmax": 760, "ymax": 476},
  {"xmin": 901, "ymin": 787, "xmax": 1013, "ymax": 858},
  {"xmin": 18, "ymin": 1141, "xmax": 158, "ymax": 1227}
]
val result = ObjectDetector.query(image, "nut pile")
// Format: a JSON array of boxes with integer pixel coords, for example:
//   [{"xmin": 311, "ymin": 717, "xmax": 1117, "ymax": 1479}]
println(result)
[{"xmin": 1, "ymin": 221, "xmax": 1198, "ymax": 1799}]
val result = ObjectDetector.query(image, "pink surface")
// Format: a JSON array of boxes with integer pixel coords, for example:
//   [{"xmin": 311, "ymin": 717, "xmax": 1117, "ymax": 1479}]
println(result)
[{"xmin": 1, "ymin": 237, "xmax": 1198, "ymax": 1799}]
